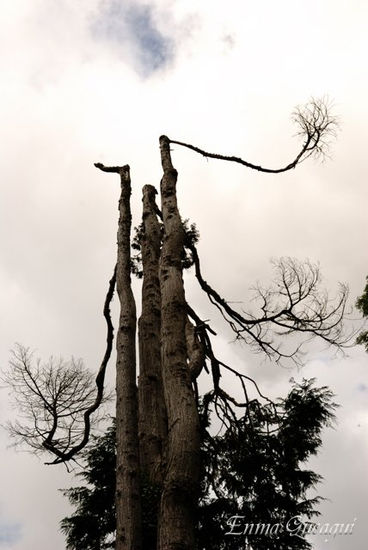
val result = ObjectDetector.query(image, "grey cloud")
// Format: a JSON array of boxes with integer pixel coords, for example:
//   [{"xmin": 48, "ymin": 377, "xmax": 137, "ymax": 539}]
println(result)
[{"xmin": 92, "ymin": 1, "xmax": 174, "ymax": 76}]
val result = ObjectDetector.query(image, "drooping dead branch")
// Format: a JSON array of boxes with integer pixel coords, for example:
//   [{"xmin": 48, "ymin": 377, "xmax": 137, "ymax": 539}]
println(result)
[
  {"xmin": 169, "ymin": 98, "xmax": 338, "ymax": 173},
  {"xmin": 187, "ymin": 241, "xmax": 350, "ymax": 366},
  {"xmin": 183, "ymin": 242, "xmax": 352, "ymax": 437},
  {"xmin": 186, "ymin": 301, "xmax": 277, "ymax": 430},
  {"xmin": 4, "ymin": 266, "xmax": 116, "ymax": 465}
]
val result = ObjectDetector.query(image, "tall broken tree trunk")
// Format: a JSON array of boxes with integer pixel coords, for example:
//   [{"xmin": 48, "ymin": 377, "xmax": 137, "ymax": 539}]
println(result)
[
  {"xmin": 95, "ymin": 163, "xmax": 141, "ymax": 550},
  {"xmin": 138, "ymin": 184, "xmax": 167, "ymax": 486},
  {"xmin": 158, "ymin": 136, "xmax": 200, "ymax": 550},
  {"xmin": 115, "ymin": 165, "xmax": 141, "ymax": 550}
]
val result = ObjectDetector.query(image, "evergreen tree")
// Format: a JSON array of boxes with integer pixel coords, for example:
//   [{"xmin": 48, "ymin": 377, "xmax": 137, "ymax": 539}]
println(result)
[
  {"xmin": 60, "ymin": 422, "xmax": 116, "ymax": 550},
  {"xmin": 61, "ymin": 379, "xmax": 336, "ymax": 550}
]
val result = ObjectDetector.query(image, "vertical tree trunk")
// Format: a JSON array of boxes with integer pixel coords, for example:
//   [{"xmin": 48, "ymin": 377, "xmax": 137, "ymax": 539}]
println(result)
[
  {"xmin": 138, "ymin": 184, "xmax": 167, "ymax": 486},
  {"xmin": 115, "ymin": 165, "xmax": 141, "ymax": 550},
  {"xmin": 158, "ymin": 136, "xmax": 200, "ymax": 550}
]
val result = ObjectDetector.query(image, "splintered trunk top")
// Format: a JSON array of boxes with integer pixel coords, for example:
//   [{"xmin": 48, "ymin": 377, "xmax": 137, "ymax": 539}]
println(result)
[
  {"xmin": 115, "ymin": 166, "xmax": 141, "ymax": 550},
  {"xmin": 158, "ymin": 136, "xmax": 200, "ymax": 550}
]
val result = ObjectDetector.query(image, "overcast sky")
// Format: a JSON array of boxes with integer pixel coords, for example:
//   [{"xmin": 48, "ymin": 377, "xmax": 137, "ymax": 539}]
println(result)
[{"xmin": 1, "ymin": 1, "xmax": 367, "ymax": 548}]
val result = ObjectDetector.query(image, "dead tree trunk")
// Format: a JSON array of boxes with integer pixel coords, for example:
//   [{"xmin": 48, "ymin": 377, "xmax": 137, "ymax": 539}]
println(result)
[
  {"xmin": 114, "ymin": 165, "xmax": 141, "ymax": 550},
  {"xmin": 138, "ymin": 184, "xmax": 167, "ymax": 486},
  {"xmin": 158, "ymin": 136, "xmax": 200, "ymax": 550}
]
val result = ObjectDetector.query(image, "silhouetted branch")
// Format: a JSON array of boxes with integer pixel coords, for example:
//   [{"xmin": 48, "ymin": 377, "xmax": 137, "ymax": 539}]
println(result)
[
  {"xmin": 94, "ymin": 163, "xmax": 125, "ymax": 174},
  {"xmin": 186, "ymin": 298, "xmax": 278, "ymax": 433},
  {"xmin": 3, "ymin": 267, "xmax": 117, "ymax": 464},
  {"xmin": 187, "ymin": 242, "xmax": 350, "ymax": 367},
  {"xmin": 169, "ymin": 98, "xmax": 338, "ymax": 173}
]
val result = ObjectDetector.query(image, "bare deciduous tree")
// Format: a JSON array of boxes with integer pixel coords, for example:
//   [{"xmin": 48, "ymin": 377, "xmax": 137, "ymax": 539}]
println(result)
[
  {"xmin": 3, "ymin": 344, "xmax": 99, "ymax": 458},
  {"xmin": 3, "ymin": 263, "xmax": 116, "ymax": 465}
]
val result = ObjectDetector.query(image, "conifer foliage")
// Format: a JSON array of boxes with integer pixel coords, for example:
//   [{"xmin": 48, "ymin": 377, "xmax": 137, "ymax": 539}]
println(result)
[
  {"xmin": 61, "ymin": 379, "xmax": 336, "ymax": 550},
  {"xmin": 356, "ymin": 276, "xmax": 368, "ymax": 351}
]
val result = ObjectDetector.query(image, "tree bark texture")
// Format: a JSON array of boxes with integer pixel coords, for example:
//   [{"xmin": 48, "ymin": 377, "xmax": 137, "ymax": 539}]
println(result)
[
  {"xmin": 185, "ymin": 319, "xmax": 205, "ymax": 382},
  {"xmin": 138, "ymin": 184, "xmax": 167, "ymax": 486},
  {"xmin": 158, "ymin": 136, "xmax": 200, "ymax": 550},
  {"xmin": 115, "ymin": 166, "xmax": 141, "ymax": 550}
]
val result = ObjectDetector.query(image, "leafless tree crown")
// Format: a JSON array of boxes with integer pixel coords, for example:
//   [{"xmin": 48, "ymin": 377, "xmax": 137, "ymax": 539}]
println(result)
[
  {"xmin": 3, "ymin": 264, "xmax": 116, "ymax": 465},
  {"xmin": 3, "ymin": 345, "xmax": 97, "ymax": 458}
]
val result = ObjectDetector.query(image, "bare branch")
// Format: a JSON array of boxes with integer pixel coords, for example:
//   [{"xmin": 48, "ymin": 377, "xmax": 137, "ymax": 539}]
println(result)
[
  {"xmin": 169, "ymin": 98, "xmax": 338, "ymax": 173},
  {"xmin": 94, "ymin": 163, "xmax": 128, "ymax": 174},
  {"xmin": 292, "ymin": 97, "xmax": 339, "ymax": 161},
  {"xmin": 3, "ymin": 267, "xmax": 117, "ymax": 464},
  {"xmin": 187, "ymin": 243, "xmax": 351, "ymax": 367}
]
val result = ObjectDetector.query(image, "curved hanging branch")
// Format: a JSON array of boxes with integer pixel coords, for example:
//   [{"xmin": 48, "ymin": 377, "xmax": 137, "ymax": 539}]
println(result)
[
  {"xmin": 186, "ymin": 301, "xmax": 278, "ymax": 433},
  {"xmin": 44, "ymin": 266, "xmax": 117, "ymax": 463},
  {"xmin": 186, "ymin": 238, "xmax": 351, "ymax": 367},
  {"xmin": 169, "ymin": 98, "xmax": 338, "ymax": 173},
  {"xmin": 4, "ymin": 267, "xmax": 117, "ymax": 465}
]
